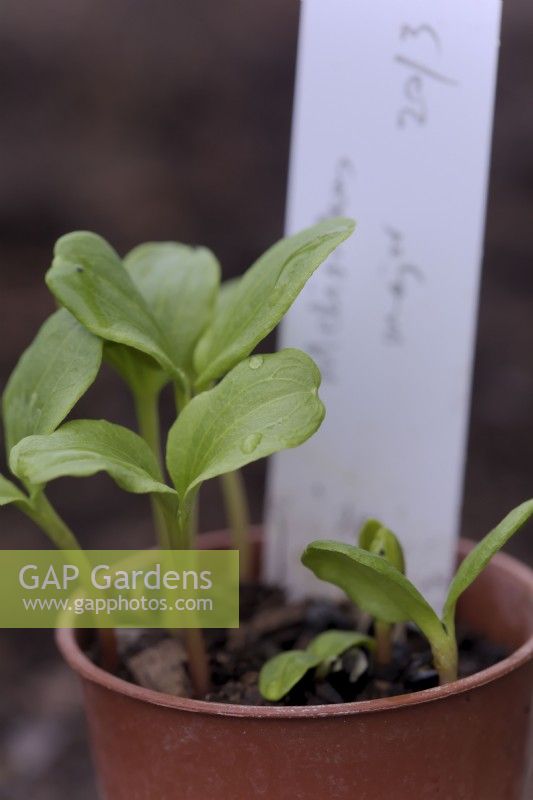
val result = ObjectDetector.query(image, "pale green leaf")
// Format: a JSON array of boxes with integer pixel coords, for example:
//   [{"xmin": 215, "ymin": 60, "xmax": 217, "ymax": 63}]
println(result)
[
  {"xmin": 357, "ymin": 519, "xmax": 382, "ymax": 549},
  {"xmin": 197, "ymin": 275, "xmax": 241, "ymax": 379},
  {"xmin": 443, "ymin": 499, "xmax": 533, "ymax": 631},
  {"xmin": 215, "ymin": 276, "xmax": 241, "ymax": 318},
  {"xmin": 46, "ymin": 232, "xmax": 188, "ymax": 393},
  {"xmin": 0, "ymin": 474, "xmax": 27, "ymax": 507},
  {"xmin": 302, "ymin": 540, "xmax": 443, "ymax": 643},
  {"xmin": 306, "ymin": 630, "xmax": 375, "ymax": 663},
  {"xmin": 194, "ymin": 217, "xmax": 355, "ymax": 388},
  {"xmin": 259, "ymin": 651, "xmax": 318, "ymax": 702},
  {"xmin": 2, "ymin": 309, "xmax": 102, "ymax": 454},
  {"xmin": 359, "ymin": 519, "xmax": 405, "ymax": 573},
  {"xmin": 166, "ymin": 349, "xmax": 325, "ymax": 505},
  {"xmin": 259, "ymin": 630, "xmax": 374, "ymax": 701},
  {"xmin": 125, "ymin": 242, "xmax": 220, "ymax": 378},
  {"xmin": 10, "ymin": 420, "xmax": 175, "ymax": 496},
  {"xmin": 105, "ymin": 243, "xmax": 220, "ymax": 396}
]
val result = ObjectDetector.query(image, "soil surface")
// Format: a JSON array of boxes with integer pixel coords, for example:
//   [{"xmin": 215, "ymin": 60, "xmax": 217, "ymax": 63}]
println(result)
[{"xmin": 97, "ymin": 584, "xmax": 508, "ymax": 707}]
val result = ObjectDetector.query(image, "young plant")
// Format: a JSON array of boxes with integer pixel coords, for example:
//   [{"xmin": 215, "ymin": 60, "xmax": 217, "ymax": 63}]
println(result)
[
  {"xmin": 44, "ymin": 218, "xmax": 355, "ymax": 576},
  {"xmin": 259, "ymin": 630, "xmax": 374, "ymax": 702},
  {"xmin": 301, "ymin": 501, "xmax": 533, "ymax": 685},
  {"xmin": 1, "ymin": 218, "xmax": 355, "ymax": 693},
  {"xmin": 358, "ymin": 519, "xmax": 405, "ymax": 665}
]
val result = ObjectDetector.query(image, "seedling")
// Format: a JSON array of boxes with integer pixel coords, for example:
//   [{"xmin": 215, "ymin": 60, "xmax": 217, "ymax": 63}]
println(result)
[
  {"xmin": 0, "ymin": 218, "xmax": 355, "ymax": 693},
  {"xmin": 259, "ymin": 503, "xmax": 532, "ymax": 699},
  {"xmin": 356, "ymin": 519, "xmax": 405, "ymax": 665},
  {"xmin": 301, "ymin": 502, "xmax": 533, "ymax": 686},
  {"xmin": 259, "ymin": 630, "xmax": 374, "ymax": 702}
]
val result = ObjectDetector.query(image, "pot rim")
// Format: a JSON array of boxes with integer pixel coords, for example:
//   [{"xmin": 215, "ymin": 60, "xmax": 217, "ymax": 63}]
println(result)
[{"xmin": 56, "ymin": 537, "xmax": 533, "ymax": 720}]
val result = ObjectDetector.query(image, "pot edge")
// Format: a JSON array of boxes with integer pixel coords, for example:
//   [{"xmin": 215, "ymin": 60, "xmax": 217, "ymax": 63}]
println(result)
[{"xmin": 56, "ymin": 536, "xmax": 533, "ymax": 720}]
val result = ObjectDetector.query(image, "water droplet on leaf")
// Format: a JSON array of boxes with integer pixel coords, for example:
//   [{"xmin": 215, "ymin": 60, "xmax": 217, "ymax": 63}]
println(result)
[
  {"xmin": 241, "ymin": 432, "xmax": 263, "ymax": 454},
  {"xmin": 249, "ymin": 356, "xmax": 263, "ymax": 370}
]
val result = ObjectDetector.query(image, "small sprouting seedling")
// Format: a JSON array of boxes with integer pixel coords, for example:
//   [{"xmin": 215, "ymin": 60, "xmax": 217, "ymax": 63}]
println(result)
[
  {"xmin": 1, "ymin": 218, "xmax": 355, "ymax": 693},
  {"xmin": 259, "ymin": 630, "xmax": 374, "ymax": 702},
  {"xmin": 358, "ymin": 519, "xmax": 405, "ymax": 665},
  {"xmin": 302, "ymin": 501, "xmax": 533, "ymax": 685}
]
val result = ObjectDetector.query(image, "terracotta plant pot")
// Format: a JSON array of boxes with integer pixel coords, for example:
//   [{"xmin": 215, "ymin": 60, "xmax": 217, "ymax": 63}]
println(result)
[{"xmin": 57, "ymin": 531, "xmax": 533, "ymax": 800}]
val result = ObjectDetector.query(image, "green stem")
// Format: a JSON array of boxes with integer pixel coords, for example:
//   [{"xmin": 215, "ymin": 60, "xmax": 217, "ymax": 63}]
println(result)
[
  {"xmin": 431, "ymin": 627, "xmax": 459, "ymax": 685},
  {"xmin": 134, "ymin": 389, "xmax": 163, "ymax": 467},
  {"xmin": 220, "ymin": 470, "xmax": 252, "ymax": 581},
  {"xmin": 133, "ymin": 389, "xmax": 172, "ymax": 549},
  {"xmin": 170, "ymin": 382, "xmax": 208, "ymax": 693},
  {"xmin": 174, "ymin": 491, "xmax": 199, "ymax": 550},
  {"xmin": 23, "ymin": 492, "xmax": 81, "ymax": 550},
  {"xmin": 150, "ymin": 497, "xmax": 171, "ymax": 549},
  {"xmin": 175, "ymin": 382, "xmax": 191, "ymax": 414},
  {"xmin": 20, "ymin": 492, "xmax": 119, "ymax": 672},
  {"xmin": 188, "ymin": 493, "xmax": 199, "ymax": 547},
  {"xmin": 183, "ymin": 627, "xmax": 211, "ymax": 697}
]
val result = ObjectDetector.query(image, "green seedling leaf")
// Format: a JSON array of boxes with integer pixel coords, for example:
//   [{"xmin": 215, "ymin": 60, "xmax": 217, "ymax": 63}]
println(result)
[
  {"xmin": 167, "ymin": 348, "xmax": 325, "ymax": 509},
  {"xmin": 357, "ymin": 519, "xmax": 382, "ymax": 548},
  {"xmin": 104, "ymin": 343, "xmax": 167, "ymax": 398},
  {"xmin": 307, "ymin": 630, "xmax": 375, "ymax": 664},
  {"xmin": 194, "ymin": 218, "xmax": 355, "ymax": 388},
  {"xmin": 2, "ymin": 309, "xmax": 102, "ymax": 454},
  {"xmin": 359, "ymin": 519, "xmax": 405, "ymax": 573},
  {"xmin": 302, "ymin": 540, "xmax": 444, "ymax": 644},
  {"xmin": 215, "ymin": 276, "xmax": 241, "ymax": 318},
  {"xmin": 443, "ymin": 499, "xmax": 533, "ymax": 633},
  {"xmin": 107, "ymin": 243, "xmax": 220, "ymax": 398},
  {"xmin": 358, "ymin": 520, "xmax": 405, "ymax": 664},
  {"xmin": 125, "ymin": 242, "xmax": 220, "ymax": 378},
  {"xmin": 46, "ymin": 232, "xmax": 189, "ymax": 394},
  {"xmin": 259, "ymin": 630, "xmax": 374, "ymax": 701},
  {"xmin": 0, "ymin": 474, "xmax": 27, "ymax": 507},
  {"xmin": 259, "ymin": 651, "xmax": 318, "ymax": 702},
  {"xmin": 10, "ymin": 420, "xmax": 175, "ymax": 496}
]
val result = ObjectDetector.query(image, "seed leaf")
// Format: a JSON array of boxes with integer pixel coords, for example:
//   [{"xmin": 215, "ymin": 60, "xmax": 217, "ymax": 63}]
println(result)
[
  {"xmin": 358, "ymin": 519, "xmax": 382, "ymax": 549},
  {"xmin": 307, "ymin": 630, "xmax": 375, "ymax": 663},
  {"xmin": 259, "ymin": 651, "xmax": 318, "ymax": 702},
  {"xmin": 302, "ymin": 540, "xmax": 443, "ymax": 643},
  {"xmin": 359, "ymin": 519, "xmax": 405, "ymax": 573},
  {"xmin": 0, "ymin": 474, "xmax": 27, "ymax": 507},
  {"xmin": 125, "ymin": 242, "xmax": 220, "ymax": 379},
  {"xmin": 443, "ymin": 499, "xmax": 533, "ymax": 631},
  {"xmin": 2, "ymin": 309, "xmax": 102, "ymax": 454},
  {"xmin": 10, "ymin": 420, "xmax": 175, "ymax": 496},
  {"xmin": 259, "ymin": 630, "xmax": 374, "ymax": 701},
  {"xmin": 46, "ymin": 232, "xmax": 188, "ymax": 393},
  {"xmin": 194, "ymin": 218, "xmax": 355, "ymax": 388},
  {"xmin": 166, "ymin": 349, "xmax": 325, "ymax": 505}
]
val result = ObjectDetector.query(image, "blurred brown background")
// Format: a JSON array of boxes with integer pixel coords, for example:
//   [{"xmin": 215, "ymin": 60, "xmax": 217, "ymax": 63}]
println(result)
[{"xmin": 0, "ymin": 1, "xmax": 531, "ymax": 797}]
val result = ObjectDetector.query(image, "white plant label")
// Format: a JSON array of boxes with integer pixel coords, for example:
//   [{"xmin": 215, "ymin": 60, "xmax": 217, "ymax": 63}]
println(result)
[{"xmin": 266, "ymin": 0, "xmax": 502, "ymax": 610}]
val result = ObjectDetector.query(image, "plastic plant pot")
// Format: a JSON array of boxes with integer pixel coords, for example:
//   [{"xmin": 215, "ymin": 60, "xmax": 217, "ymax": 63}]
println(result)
[{"xmin": 57, "ymin": 532, "xmax": 533, "ymax": 800}]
